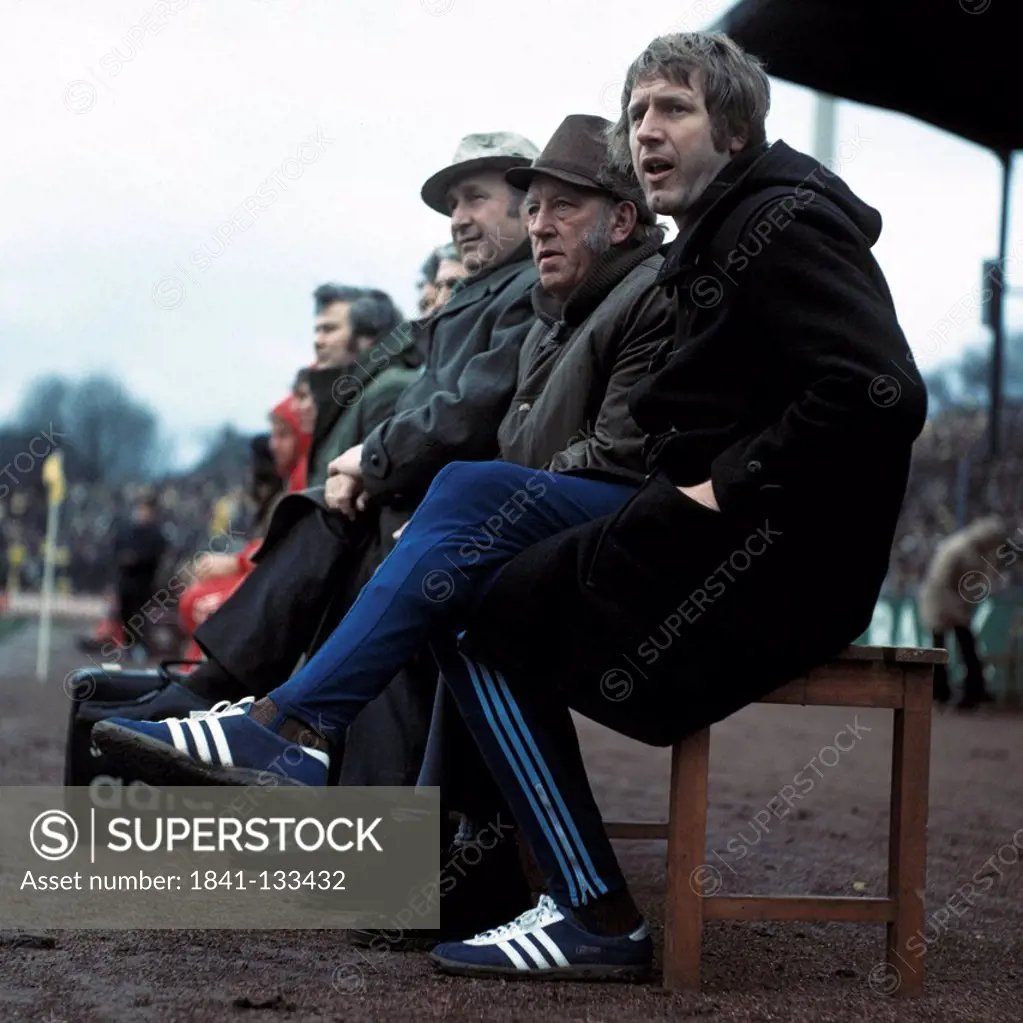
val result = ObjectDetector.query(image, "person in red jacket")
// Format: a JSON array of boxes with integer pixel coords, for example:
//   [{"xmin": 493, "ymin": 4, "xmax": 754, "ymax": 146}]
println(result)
[
  {"xmin": 270, "ymin": 392, "xmax": 313, "ymax": 493},
  {"xmin": 178, "ymin": 390, "xmax": 312, "ymax": 662}
]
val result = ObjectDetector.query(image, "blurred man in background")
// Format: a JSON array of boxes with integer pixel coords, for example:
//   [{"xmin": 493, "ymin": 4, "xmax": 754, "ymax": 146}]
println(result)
[
  {"xmin": 430, "ymin": 243, "xmax": 469, "ymax": 313},
  {"xmin": 112, "ymin": 491, "xmax": 166, "ymax": 662},
  {"xmin": 418, "ymin": 242, "xmax": 469, "ymax": 317},
  {"xmin": 306, "ymin": 288, "xmax": 416, "ymax": 488},
  {"xmin": 417, "ymin": 247, "xmax": 443, "ymax": 316},
  {"xmin": 311, "ymin": 283, "xmax": 364, "ymax": 368},
  {"xmin": 920, "ymin": 514, "xmax": 1008, "ymax": 707}
]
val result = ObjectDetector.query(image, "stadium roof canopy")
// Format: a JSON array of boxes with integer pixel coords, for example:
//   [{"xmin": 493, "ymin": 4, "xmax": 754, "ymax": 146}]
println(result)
[{"xmin": 717, "ymin": 0, "xmax": 1018, "ymax": 454}]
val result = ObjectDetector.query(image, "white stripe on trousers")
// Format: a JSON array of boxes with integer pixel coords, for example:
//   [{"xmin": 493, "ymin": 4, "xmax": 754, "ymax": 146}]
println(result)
[{"xmin": 459, "ymin": 652, "xmax": 606, "ymax": 903}]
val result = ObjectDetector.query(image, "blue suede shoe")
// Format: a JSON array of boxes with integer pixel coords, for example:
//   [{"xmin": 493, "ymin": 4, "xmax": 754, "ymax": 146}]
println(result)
[
  {"xmin": 90, "ymin": 698, "xmax": 329, "ymax": 787},
  {"xmin": 430, "ymin": 895, "xmax": 652, "ymax": 981}
]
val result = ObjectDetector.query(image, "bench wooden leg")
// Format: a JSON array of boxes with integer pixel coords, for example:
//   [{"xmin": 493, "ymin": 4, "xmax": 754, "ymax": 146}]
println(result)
[
  {"xmin": 886, "ymin": 670, "xmax": 932, "ymax": 996},
  {"xmin": 664, "ymin": 727, "xmax": 710, "ymax": 990}
]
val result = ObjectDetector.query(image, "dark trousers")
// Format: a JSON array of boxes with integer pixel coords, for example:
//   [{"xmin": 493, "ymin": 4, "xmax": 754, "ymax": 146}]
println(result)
[
  {"xmin": 931, "ymin": 625, "xmax": 987, "ymax": 699},
  {"xmin": 118, "ymin": 582, "xmax": 153, "ymax": 654}
]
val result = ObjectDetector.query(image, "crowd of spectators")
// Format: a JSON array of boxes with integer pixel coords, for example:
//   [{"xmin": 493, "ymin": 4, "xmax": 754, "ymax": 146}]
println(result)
[
  {"xmin": 885, "ymin": 401, "xmax": 1023, "ymax": 595},
  {"xmin": 0, "ymin": 470, "xmax": 251, "ymax": 597}
]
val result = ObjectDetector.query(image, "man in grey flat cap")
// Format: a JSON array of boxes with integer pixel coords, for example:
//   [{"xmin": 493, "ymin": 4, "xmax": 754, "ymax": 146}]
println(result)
[{"xmin": 78, "ymin": 130, "xmax": 541, "ymax": 820}]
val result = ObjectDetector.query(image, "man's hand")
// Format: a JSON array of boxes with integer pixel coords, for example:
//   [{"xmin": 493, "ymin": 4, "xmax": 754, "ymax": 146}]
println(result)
[
  {"xmin": 325, "ymin": 471, "xmax": 365, "ymax": 519},
  {"xmin": 677, "ymin": 479, "xmax": 720, "ymax": 511},
  {"xmin": 327, "ymin": 444, "xmax": 364, "ymax": 481}
]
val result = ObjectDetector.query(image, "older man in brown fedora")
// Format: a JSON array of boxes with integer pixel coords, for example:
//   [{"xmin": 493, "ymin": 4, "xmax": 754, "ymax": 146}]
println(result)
[{"xmin": 93, "ymin": 114, "xmax": 675, "ymax": 964}]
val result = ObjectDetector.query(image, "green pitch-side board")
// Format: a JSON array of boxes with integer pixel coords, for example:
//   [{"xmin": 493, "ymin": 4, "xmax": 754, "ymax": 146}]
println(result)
[{"xmin": 855, "ymin": 587, "xmax": 1023, "ymax": 698}]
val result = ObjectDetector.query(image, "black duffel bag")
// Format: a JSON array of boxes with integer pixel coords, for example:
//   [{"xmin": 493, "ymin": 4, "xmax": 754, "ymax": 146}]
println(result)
[{"xmin": 64, "ymin": 661, "xmax": 202, "ymax": 790}]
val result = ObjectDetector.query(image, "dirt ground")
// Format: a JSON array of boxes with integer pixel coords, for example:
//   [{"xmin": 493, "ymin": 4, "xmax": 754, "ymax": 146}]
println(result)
[{"xmin": 1, "ymin": 621, "xmax": 1021, "ymax": 1023}]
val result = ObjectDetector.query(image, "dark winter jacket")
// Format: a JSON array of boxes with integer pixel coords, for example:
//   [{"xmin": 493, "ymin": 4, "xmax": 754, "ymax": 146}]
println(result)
[
  {"xmin": 497, "ymin": 233, "xmax": 671, "ymax": 481},
  {"xmin": 306, "ymin": 325, "xmax": 423, "ymax": 488},
  {"xmin": 360, "ymin": 240, "xmax": 538, "ymax": 507},
  {"xmin": 460, "ymin": 140, "xmax": 927, "ymax": 746}
]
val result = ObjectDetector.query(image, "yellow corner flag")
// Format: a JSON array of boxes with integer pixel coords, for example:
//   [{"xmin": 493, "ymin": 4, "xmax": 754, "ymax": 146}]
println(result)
[{"xmin": 41, "ymin": 450, "xmax": 66, "ymax": 505}]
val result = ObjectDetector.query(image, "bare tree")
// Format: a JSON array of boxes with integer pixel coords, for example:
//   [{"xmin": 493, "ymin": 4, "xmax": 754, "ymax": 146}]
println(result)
[{"xmin": 14, "ymin": 373, "xmax": 163, "ymax": 484}]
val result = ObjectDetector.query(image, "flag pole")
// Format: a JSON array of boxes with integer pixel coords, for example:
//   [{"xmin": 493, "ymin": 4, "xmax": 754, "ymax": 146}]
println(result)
[
  {"xmin": 36, "ymin": 450, "xmax": 65, "ymax": 682},
  {"xmin": 36, "ymin": 491, "xmax": 60, "ymax": 681}
]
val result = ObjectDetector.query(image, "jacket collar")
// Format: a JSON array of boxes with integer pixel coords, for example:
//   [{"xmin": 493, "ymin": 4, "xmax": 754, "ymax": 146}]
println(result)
[
  {"xmin": 656, "ymin": 141, "xmax": 773, "ymax": 286},
  {"xmin": 531, "ymin": 232, "xmax": 664, "ymax": 327}
]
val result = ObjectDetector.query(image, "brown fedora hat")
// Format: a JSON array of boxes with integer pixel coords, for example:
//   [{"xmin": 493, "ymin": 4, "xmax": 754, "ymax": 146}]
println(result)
[{"xmin": 505, "ymin": 113, "xmax": 655, "ymax": 225}]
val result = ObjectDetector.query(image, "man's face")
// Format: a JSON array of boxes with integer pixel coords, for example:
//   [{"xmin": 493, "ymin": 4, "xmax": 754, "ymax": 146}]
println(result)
[
  {"xmin": 432, "ymin": 258, "xmax": 469, "ymax": 310},
  {"xmin": 418, "ymin": 280, "xmax": 438, "ymax": 317},
  {"xmin": 292, "ymin": 381, "xmax": 316, "ymax": 434},
  {"xmin": 628, "ymin": 74, "xmax": 743, "ymax": 226},
  {"xmin": 525, "ymin": 177, "xmax": 633, "ymax": 300},
  {"xmin": 446, "ymin": 171, "xmax": 527, "ymax": 273},
  {"xmin": 314, "ymin": 301, "xmax": 355, "ymax": 368}
]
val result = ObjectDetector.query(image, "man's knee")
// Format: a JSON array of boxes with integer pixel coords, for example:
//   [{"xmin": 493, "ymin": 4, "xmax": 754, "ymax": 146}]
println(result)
[{"xmin": 431, "ymin": 460, "xmax": 529, "ymax": 500}]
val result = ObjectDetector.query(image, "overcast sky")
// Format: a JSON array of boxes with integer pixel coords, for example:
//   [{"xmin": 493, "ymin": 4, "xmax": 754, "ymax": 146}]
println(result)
[{"xmin": 2, "ymin": 0, "xmax": 1019, "ymax": 468}]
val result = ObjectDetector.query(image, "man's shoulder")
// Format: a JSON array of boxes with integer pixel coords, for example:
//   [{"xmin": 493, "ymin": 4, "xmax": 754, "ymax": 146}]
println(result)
[
  {"xmin": 600, "ymin": 251, "xmax": 671, "ymax": 315},
  {"xmin": 480, "ymin": 258, "xmax": 539, "ymax": 306},
  {"xmin": 363, "ymin": 364, "xmax": 422, "ymax": 397},
  {"xmin": 448, "ymin": 257, "xmax": 537, "ymax": 308}
]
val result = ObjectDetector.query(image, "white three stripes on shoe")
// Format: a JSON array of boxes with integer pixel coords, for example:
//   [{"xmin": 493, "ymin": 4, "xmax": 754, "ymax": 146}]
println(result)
[
  {"xmin": 467, "ymin": 895, "xmax": 573, "ymax": 971},
  {"xmin": 166, "ymin": 715, "xmax": 237, "ymax": 766},
  {"xmin": 155, "ymin": 697, "xmax": 329, "ymax": 769}
]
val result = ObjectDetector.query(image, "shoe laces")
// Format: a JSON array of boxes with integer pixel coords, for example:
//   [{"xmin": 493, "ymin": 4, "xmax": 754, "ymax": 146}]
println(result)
[
  {"xmin": 472, "ymin": 895, "xmax": 561, "ymax": 941},
  {"xmin": 177, "ymin": 696, "xmax": 255, "ymax": 724}
]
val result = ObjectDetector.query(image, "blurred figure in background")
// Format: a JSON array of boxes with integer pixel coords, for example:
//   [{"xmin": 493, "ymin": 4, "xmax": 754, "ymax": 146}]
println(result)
[
  {"xmin": 430, "ymin": 243, "xmax": 469, "ymax": 313},
  {"xmin": 312, "ymin": 282, "xmax": 364, "ymax": 369},
  {"xmin": 269, "ymin": 393, "xmax": 313, "ymax": 493},
  {"xmin": 417, "ymin": 248, "xmax": 442, "ymax": 317},
  {"xmin": 417, "ymin": 242, "xmax": 469, "ymax": 317},
  {"xmin": 292, "ymin": 367, "xmax": 317, "ymax": 435},
  {"xmin": 113, "ymin": 490, "xmax": 167, "ymax": 662},
  {"xmin": 920, "ymin": 514, "xmax": 1008, "ymax": 707}
]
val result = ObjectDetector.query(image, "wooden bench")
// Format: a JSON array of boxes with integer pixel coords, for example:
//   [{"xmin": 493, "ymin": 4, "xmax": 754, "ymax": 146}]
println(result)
[{"xmin": 604, "ymin": 644, "xmax": 947, "ymax": 995}]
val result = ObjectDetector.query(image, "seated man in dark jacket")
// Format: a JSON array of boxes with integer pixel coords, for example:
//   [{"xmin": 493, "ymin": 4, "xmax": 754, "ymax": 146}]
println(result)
[
  {"xmin": 79, "ymin": 131, "xmax": 542, "ymax": 792},
  {"xmin": 98, "ymin": 30, "xmax": 926, "ymax": 981}
]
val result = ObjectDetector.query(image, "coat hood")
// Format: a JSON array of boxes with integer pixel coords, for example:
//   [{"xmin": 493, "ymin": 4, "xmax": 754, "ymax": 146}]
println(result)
[
  {"xmin": 735, "ymin": 140, "xmax": 882, "ymax": 245},
  {"xmin": 271, "ymin": 394, "xmax": 313, "ymax": 492},
  {"xmin": 658, "ymin": 140, "xmax": 883, "ymax": 286}
]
